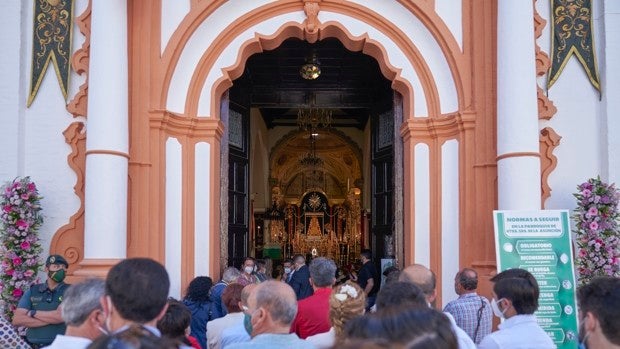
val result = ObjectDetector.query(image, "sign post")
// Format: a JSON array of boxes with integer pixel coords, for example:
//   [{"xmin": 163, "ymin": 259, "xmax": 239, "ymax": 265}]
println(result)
[{"xmin": 493, "ymin": 210, "xmax": 579, "ymax": 349}]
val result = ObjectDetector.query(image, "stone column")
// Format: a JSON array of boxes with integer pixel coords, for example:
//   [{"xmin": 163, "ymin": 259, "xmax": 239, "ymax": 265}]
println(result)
[
  {"xmin": 79, "ymin": 0, "xmax": 128, "ymax": 275},
  {"xmin": 496, "ymin": 0, "xmax": 541, "ymax": 210}
]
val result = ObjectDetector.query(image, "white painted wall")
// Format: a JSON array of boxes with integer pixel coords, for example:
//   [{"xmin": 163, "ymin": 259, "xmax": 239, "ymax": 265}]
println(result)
[
  {"xmin": 536, "ymin": 1, "xmax": 618, "ymax": 212},
  {"xmin": 414, "ymin": 143, "xmax": 431, "ymax": 267},
  {"xmin": 165, "ymin": 138, "xmax": 183, "ymax": 299},
  {"xmin": 441, "ymin": 140, "xmax": 460, "ymax": 307},
  {"xmin": 0, "ymin": 0, "xmax": 88, "ymax": 258}
]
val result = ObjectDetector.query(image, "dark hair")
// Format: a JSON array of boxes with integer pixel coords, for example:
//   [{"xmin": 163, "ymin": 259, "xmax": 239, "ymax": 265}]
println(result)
[
  {"xmin": 256, "ymin": 259, "xmax": 266, "ymax": 267},
  {"xmin": 184, "ymin": 276, "xmax": 213, "ymax": 303},
  {"xmin": 222, "ymin": 283, "xmax": 244, "ymax": 313},
  {"xmin": 492, "ymin": 277, "xmax": 538, "ymax": 314},
  {"xmin": 106, "ymin": 258, "xmax": 170, "ymax": 323},
  {"xmin": 375, "ymin": 281, "xmax": 427, "ymax": 311},
  {"xmin": 157, "ymin": 299, "xmax": 191, "ymax": 343},
  {"xmin": 577, "ymin": 276, "xmax": 620, "ymax": 345},
  {"xmin": 309, "ymin": 257, "xmax": 337, "ymax": 287},
  {"xmin": 491, "ymin": 268, "xmax": 539, "ymax": 301},
  {"xmin": 283, "ymin": 259, "xmax": 293, "ymax": 265},
  {"xmin": 243, "ymin": 257, "xmax": 256, "ymax": 266},
  {"xmin": 87, "ymin": 324, "xmax": 180, "ymax": 349},
  {"xmin": 343, "ymin": 307, "xmax": 457, "ymax": 349},
  {"xmin": 458, "ymin": 268, "xmax": 478, "ymax": 290},
  {"xmin": 360, "ymin": 249, "xmax": 372, "ymax": 260}
]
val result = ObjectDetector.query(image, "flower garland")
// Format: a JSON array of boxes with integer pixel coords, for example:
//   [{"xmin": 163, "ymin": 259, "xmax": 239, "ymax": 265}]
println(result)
[
  {"xmin": 573, "ymin": 177, "xmax": 620, "ymax": 285},
  {"xmin": 0, "ymin": 177, "xmax": 43, "ymax": 320}
]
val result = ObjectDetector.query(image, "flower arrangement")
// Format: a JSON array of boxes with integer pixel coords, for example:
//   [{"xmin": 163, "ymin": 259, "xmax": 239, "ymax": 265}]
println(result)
[
  {"xmin": 573, "ymin": 177, "xmax": 620, "ymax": 285},
  {"xmin": 0, "ymin": 177, "xmax": 44, "ymax": 320}
]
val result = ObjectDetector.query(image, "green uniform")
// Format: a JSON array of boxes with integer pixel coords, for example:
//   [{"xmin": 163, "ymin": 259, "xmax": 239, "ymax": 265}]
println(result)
[{"xmin": 17, "ymin": 282, "xmax": 69, "ymax": 346}]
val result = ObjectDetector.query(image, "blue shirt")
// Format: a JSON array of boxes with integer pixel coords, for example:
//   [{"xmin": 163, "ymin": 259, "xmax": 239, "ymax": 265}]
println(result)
[
  {"xmin": 220, "ymin": 321, "xmax": 250, "ymax": 348},
  {"xmin": 210, "ymin": 281, "xmax": 228, "ymax": 318},
  {"xmin": 226, "ymin": 333, "xmax": 315, "ymax": 349}
]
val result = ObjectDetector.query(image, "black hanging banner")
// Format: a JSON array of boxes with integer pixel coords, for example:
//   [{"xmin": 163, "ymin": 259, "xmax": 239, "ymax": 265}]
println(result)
[
  {"xmin": 547, "ymin": 0, "xmax": 600, "ymax": 93},
  {"xmin": 28, "ymin": 0, "xmax": 75, "ymax": 107}
]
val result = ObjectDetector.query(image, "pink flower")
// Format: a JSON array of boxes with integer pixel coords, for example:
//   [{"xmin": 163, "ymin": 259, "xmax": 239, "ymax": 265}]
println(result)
[
  {"xmin": 6, "ymin": 269, "xmax": 14, "ymax": 276},
  {"xmin": 20, "ymin": 193, "xmax": 29, "ymax": 200},
  {"xmin": 589, "ymin": 221, "xmax": 599, "ymax": 231},
  {"xmin": 20, "ymin": 241, "xmax": 30, "ymax": 250},
  {"xmin": 12, "ymin": 288, "xmax": 23, "ymax": 298},
  {"xmin": 23, "ymin": 270, "xmax": 34, "ymax": 278},
  {"xmin": 587, "ymin": 207, "xmax": 598, "ymax": 216},
  {"xmin": 16, "ymin": 219, "xmax": 29, "ymax": 230},
  {"xmin": 582, "ymin": 189, "xmax": 592, "ymax": 197},
  {"xmin": 27, "ymin": 183, "xmax": 36, "ymax": 192},
  {"xmin": 2, "ymin": 204, "xmax": 11, "ymax": 213},
  {"xmin": 12, "ymin": 257, "xmax": 22, "ymax": 266}
]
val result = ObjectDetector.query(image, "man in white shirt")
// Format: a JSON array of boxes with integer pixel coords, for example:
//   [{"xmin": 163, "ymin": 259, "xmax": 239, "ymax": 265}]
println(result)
[
  {"xmin": 43, "ymin": 278, "xmax": 107, "ymax": 349},
  {"xmin": 478, "ymin": 268, "xmax": 555, "ymax": 349},
  {"xmin": 399, "ymin": 264, "xmax": 476, "ymax": 349}
]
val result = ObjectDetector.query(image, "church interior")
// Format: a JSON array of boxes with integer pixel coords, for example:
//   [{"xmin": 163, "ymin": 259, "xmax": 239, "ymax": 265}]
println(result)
[{"xmin": 227, "ymin": 38, "xmax": 395, "ymax": 269}]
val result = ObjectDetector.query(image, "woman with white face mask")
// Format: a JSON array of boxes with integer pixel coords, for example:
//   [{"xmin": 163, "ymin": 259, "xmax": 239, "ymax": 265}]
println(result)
[
  {"xmin": 478, "ymin": 269, "xmax": 555, "ymax": 349},
  {"xmin": 236, "ymin": 257, "xmax": 260, "ymax": 286}
]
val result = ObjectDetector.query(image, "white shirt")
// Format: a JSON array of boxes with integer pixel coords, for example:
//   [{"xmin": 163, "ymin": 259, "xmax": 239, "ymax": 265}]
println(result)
[
  {"xmin": 305, "ymin": 327, "xmax": 335, "ymax": 349},
  {"xmin": 41, "ymin": 335, "xmax": 92, "ymax": 349},
  {"xmin": 443, "ymin": 312, "xmax": 476, "ymax": 349},
  {"xmin": 477, "ymin": 314, "xmax": 556, "ymax": 349},
  {"xmin": 207, "ymin": 312, "xmax": 244, "ymax": 349}
]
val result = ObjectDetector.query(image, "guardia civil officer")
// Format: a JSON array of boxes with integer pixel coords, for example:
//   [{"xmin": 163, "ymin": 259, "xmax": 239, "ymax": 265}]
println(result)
[{"xmin": 13, "ymin": 254, "xmax": 71, "ymax": 348}]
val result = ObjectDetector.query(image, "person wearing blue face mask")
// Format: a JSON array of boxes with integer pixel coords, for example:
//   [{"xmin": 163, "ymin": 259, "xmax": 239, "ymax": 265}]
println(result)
[
  {"xmin": 13, "ymin": 254, "xmax": 71, "ymax": 348},
  {"xmin": 576, "ymin": 276, "xmax": 620, "ymax": 349},
  {"xmin": 226, "ymin": 280, "xmax": 315, "ymax": 349},
  {"xmin": 478, "ymin": 269, "xmax": 555, "ymax": 349}
]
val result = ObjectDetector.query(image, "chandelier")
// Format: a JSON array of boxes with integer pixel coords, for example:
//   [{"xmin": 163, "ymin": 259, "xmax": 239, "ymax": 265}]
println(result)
[
  {"xmin": 299, "ymin": 134, "xmax": 324, "ymax": 189},
  {"xmin": 297, "ymin": 108, "xmax": 332, "ymax": 132},
  {"xmin": 300, "ymin": 52, "xmax": 321, "ymax": 80}
]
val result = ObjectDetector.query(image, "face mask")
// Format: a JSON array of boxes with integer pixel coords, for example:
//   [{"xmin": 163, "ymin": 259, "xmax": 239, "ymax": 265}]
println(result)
[
  {"xmin": 243, "ymin": 312, "xmax": 253, "ymax": 335},
  {"xmin": 244, "ymin": 266, "xmax": 254, "ymax": 274},
  {"xmin": 284, "ymin": 267, "xmax": 291, "ymax": 274},
  {"xmin": 578, "ymin": 316, "xmax": 589, "ymax": 349},
  {"xmin": 491, "ymin": 298, "xmax": 506, "ymax": 319},
  {"xmin": 48, "ymin": 269, "xmax": 66, "ymax": 283}
]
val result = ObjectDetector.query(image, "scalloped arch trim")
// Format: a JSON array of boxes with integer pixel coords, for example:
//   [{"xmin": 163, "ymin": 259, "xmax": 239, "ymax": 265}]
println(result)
[{"xmin": 206, "ymin": 21, "xmax": 414, "ymax": 120}]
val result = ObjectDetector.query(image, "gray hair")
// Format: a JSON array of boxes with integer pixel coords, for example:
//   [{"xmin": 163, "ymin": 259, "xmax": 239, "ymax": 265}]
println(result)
[
  {"xmin": 254, "ymin": 281, "xmax": 297, "ymax": 325},
  {"xmin": 61, "ymin": 278, "xmax": 106, "ymax": 326},
  {"xmin": 309, "ymin": 257, "xmax": 337, "ymax": 287},
  {"xmin": 222, "ymin": 267, "xmax": 241, "ymax": 283}
]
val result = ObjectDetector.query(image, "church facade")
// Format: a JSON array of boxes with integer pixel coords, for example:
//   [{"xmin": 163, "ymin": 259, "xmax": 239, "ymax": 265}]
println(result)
[{"xmin": 1, "ymin": 0, "xmax": 618, "ymax": 303}]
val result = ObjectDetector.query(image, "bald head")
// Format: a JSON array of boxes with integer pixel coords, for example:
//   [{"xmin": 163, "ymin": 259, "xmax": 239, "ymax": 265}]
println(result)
[
  {"xmin": 251, "ymin": 280, "xmax": 297, "ymax": 326},
  {"xmin": 399, "ymin": 264, "xmax": 436, "ymax": 301},
  {"xmin": 241, "ymin": 283, "xmax": 257, "ymax": 306}
]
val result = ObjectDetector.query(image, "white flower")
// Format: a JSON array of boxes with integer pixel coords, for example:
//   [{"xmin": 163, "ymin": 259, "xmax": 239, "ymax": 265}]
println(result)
[
  {"xmin": 334, "ymin": 293, "xmax": 348, "ymax": 301},
  {"xmin": 336, "ymin": 284, "xmax": 359, "ymax": 301}
]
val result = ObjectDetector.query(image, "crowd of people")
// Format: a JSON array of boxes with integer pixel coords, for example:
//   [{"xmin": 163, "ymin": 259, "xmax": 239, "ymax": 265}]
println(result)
[{"xmin": 0, "ymin": 252, "xmax": 618, "ymax": 349}]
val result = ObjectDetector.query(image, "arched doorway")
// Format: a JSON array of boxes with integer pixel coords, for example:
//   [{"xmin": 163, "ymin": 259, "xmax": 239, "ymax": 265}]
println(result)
[
  {"xmin": 225, "ymin": 37, "xmax": 397, "ymax": 270},
  {"xmin": 123, "ymin": 1, "xmax": 497, "ymax": 304}
]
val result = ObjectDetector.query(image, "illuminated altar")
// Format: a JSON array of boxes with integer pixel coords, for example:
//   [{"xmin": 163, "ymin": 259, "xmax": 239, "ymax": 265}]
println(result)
[{"xmin": 262, "ymin": 186, "xmax": 363, "ymax": 266}]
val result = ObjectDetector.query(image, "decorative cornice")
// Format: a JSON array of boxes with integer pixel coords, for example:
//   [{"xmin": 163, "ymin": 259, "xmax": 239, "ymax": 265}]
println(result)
[
  {"xmin": 67, "ymin": 0, "xmax": 91, "ymax": 118},
  {"xmin": 149, "ymin": 110, "xmax": 225, "ymax": 140},
  {"xmin": 539, "ymin": 127, "xmax": 562, "ymax": 208},
  {"xmin": 50, "ymin": 122, "xmax": 86, "ymax": 275}
]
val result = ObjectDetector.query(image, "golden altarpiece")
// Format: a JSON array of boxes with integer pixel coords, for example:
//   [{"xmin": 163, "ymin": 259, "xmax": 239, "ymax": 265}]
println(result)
[{"xmin": 257, "ymin": 129, "xmax": 365, "ymax": 266}]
